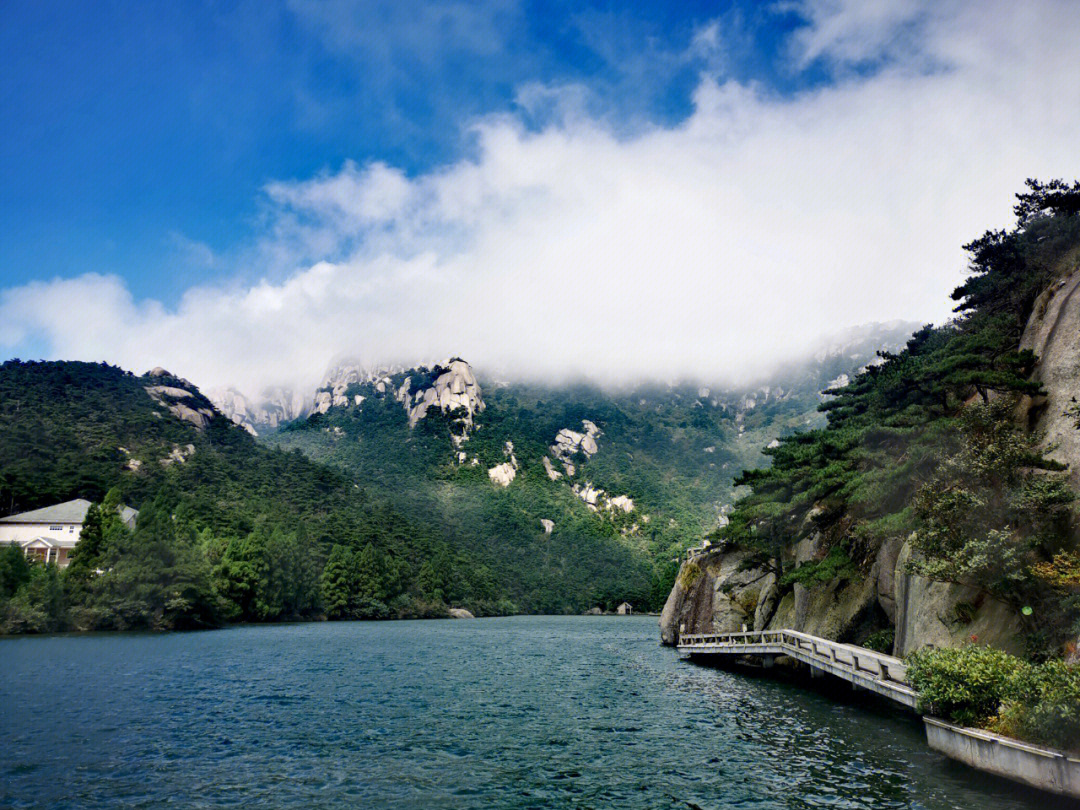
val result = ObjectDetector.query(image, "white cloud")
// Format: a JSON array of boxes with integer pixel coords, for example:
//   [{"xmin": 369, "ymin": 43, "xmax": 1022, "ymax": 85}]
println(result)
[{"xmin": 3, "ymin": 0, "xmax": 1079, "ymax": 398}]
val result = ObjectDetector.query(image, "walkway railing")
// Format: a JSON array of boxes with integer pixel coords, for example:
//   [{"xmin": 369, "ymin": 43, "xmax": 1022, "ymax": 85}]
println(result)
[{"xmin": 678, "ymin": 629, "xmax": 917, "ymax": 709}]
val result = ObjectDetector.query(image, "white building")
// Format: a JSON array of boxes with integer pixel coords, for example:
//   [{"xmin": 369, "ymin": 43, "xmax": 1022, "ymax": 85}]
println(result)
[{"xmin": 0, "ymin": 499, "xmax": 137, "ymax": 568}]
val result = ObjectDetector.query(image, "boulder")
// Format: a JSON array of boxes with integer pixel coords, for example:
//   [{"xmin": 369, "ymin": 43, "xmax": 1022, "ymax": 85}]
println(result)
[
  {"xmin": 893, "ymin": 539, "xmax": 1024, "ymax": 656},
  {"xmin": 488, "ymin": 463, "xmax": 516, "ymax": 487},
  {"xmin": 448, "ymin": 608, "xmax": 475, "ymax": 619},
  {"xmin": 659, "ymin": 549, "xmax": 774, "ymax": 644}
]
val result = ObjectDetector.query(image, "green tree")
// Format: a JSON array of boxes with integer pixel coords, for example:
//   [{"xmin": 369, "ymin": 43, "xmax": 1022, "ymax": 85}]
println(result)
[
  {"xmin": 321, "ymin": 544, "xmax": 355, "ymax": 619},
  {"xmin": 355, "ymin": 543, "xmax": 386, "ymax": 601},
  {"xmin": 0, "ymin": 544, "xmax": 31, "ymax": 599}
]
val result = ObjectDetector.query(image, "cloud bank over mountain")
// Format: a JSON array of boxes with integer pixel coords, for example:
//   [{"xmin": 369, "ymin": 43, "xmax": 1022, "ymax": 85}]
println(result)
[{"xmin": 2, "ymin": 0, "xmax": 1079, "ymax": 397}]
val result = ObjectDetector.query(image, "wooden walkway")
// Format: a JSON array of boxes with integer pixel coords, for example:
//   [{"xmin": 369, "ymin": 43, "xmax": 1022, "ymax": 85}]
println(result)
[{"xmin": 678, "ymin": 630, "xmax": 918, "ymax": 709}]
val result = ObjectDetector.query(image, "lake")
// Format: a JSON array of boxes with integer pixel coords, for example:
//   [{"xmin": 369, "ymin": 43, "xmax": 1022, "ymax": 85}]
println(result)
[{"xmin": 0, "ymin": 616, "xmax": 1071, "ymax": 809}]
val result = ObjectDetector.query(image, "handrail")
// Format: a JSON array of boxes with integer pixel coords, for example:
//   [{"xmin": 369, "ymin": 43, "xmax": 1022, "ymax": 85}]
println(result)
[{"xmin": 678, "ymin": 628, "xmax": 909, "ymax": 686}]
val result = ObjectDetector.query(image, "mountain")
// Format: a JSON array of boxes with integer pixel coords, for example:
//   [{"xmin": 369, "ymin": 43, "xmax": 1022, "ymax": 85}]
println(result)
[
  {"xmin": 263, "ymin": 322, "xmax": 917, "ymax": 611},
  {"xmin": 0, "ymin": 360, "xmax": 653, "ymax": 630},
  {"xmin": 0, "ymin": 326, "xmax": 918, "ymax": 632}
]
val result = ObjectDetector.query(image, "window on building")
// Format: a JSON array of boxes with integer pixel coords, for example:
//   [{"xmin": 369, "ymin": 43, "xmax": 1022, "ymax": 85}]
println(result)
[{"xmin": 49, "ymin": 525, "xmax": 62, "ymax": 531}]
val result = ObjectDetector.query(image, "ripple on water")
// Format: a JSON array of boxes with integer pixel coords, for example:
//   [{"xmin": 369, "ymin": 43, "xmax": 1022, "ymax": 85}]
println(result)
[{"xmin": 1, "ymin": 617, "xmax": 1075, "ymax": 810}]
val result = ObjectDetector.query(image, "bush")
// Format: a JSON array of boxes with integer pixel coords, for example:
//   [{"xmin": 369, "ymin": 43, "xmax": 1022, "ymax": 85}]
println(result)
[
  {"xmin": 863, "ymin": 628, "xmax": 895, "ymax": 654},
  {"xmin": 996, "ymin": 660, "xmax": 1080, "ymax": 752},
  {"xmin": 677, "ymin": 561, "xmax": 702, "ymax": 591},
  {"xmin": 907, "ymin": 645, "xmax": 1028, "ymax": 726},
  {"xmin": 909, "ymin": 644, "xmax": 1080, "ymax": 751},
  {"xmin": 780, "ymin": 546, "xmax": 857, "ymax": 588}
]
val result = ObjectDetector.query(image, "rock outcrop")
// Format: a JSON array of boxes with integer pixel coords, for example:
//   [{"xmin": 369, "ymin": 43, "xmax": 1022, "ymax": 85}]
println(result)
[
  {"xmin": 893, "ymin": 539, "xmax": 1025, "ymax": 656},
  {"xmin": 144, "ymin": 370, "xmax": 216, "ymax": 430},
  {"xmin": 211, "ymin": 386, "xmax": 310, "ymax": 435},
  {"xmin": 549, "ymin": 420, "xmax": 601, "ymax": 476},
  {"xmin": 395, "ymin": 359, "xmax": 485, "ymax": 432},
  {"xmin": 571, "ymin": 482, "xmax": 635, "ymax": 514},
  {"xmin": 658, "ymin": 307, "xmax": 1068, "ymax": 655},
  {"xmin": 1020, "ymin": 259, "xmax": 1080, "ymax": 491},
  {"xmin": 160, "ymin": 443, "xmax": 196, "ymax": 467},
  {"xmin": 660, "ymin": 533, "xmax": 1027, "ymax": 656},
  {"xmin": 488, "ymin": 463, "xmax": 516, "ymax": 487},
  {"xmin": 487, "ymin": 441, "xmax": 519, "ymax": 487}
]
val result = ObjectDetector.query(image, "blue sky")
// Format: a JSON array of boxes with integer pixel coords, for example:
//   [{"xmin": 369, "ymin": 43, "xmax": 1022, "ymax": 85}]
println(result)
[
  {"xmin": 2, "ymin": 0, "xmax": 812, "ymax": 303},
  {"xmin": 2, "ymin": 1, "xmax": 1079, "ymax": 393}
]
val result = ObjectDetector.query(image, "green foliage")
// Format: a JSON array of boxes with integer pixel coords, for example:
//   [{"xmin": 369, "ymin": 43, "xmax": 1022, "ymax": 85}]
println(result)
[
  {"xmin": 86, "ymin": 495, "xmax": 223, "ymax": 631},
  {"xmin": 677, "ymin": 560, "xmax": 702, "ymax": 591},
  {"xmin": 863, "ymin": 628, "xmax": 895, "ymax": 654},
  {"xmin": 907, "ymin": 645, "xmax": 1027, "ymax": 727},
  {"xmin": 909, "ymin": 644, "xmax": 1080, "ymax": 752},
  {"xmin": 909, "ymin": 400, "xmax": 1076, "ymax": 648},
  {"xmin": 2, "ymin": 563, "xmax": 66, "ymax": 633},
  {"xmin": 996, "ymin": 659, "xmax": 1080, "ymax": 751},
  {"xmin": 0, "ymin": 361, "xmax": 213, "ymax": 513},
  {"xmin": 0, "ymin": 544, "xmax": 31, "ymax": 600},
  {"xmin": 321, "ymin": 545, "xmax": 355, "ymax": 619},
  {"xmin": 780, "ymin": 546, "xmax": 857, "ymax": 588},
  {"xmin": 272, "ymin": 330, "xmax": 902, "ymax": 615},
  {"xmin": 0, "ymin": 360, "xmax": 493, "ymax": 632}
]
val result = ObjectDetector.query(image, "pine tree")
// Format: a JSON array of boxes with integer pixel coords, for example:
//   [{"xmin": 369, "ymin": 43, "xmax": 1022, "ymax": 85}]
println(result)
[{"xmin": 321, "ymin": 545, "xmax": 355, "ymax": 619}]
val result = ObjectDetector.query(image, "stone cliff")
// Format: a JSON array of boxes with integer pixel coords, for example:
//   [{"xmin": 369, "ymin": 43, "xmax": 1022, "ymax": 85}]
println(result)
[
  {"xmin": 661, "ymin": 266, "xmax": 1080, "ymax": 656},
  {"xmin": 1019, "ymin": 254, "xmax": 1080, "ymax": 490}
]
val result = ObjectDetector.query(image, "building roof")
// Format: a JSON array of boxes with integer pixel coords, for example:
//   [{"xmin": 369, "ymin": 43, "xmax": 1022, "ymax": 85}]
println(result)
[
  {"xmin": 0, "ymin": 498, "xmax": 92, "ymax": 524},
  {"xmin": 0, "ymin": 499, "xmax": 139, "ymax": 527},
  {"xmin": 20, "ymin": 535, "xmax": 78, "ymax": 549}
]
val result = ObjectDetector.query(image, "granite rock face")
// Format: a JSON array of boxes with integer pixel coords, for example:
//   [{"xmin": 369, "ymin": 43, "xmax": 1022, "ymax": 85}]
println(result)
[
  {"xmin": 396, "ymin": 359, "xmax": 485, "ymax": 432},
  {"xmin": 893, "ymin": 539, "xmax": 1024, "ymax": 657},
  {"xmin": 143, "ymin": 370, "xmax": 216, "ymax": 430},
  {"xmin": 550, "ymin": 420, "xmax": 601, "ymax": 476},
  {"xmin": 1020, "ymin": 260, "xmax": 1080, "ymax": 491},
  {"xmin": 211, "ymin": 386, "xmax": 311, "ymax": 435},
  {"xmin": 659, "ymin": 536, "xmax": 1025, "ymax": 656}
]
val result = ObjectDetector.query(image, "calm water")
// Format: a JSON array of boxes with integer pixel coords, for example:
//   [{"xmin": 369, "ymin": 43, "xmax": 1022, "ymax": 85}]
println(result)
[{"xmin": 0, "ymin": 616, "xmax": 1071, "ymax": 809}]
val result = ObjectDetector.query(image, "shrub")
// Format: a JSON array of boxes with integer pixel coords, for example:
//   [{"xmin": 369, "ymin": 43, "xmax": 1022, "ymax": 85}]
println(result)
[
  {"xmin": 677, "ymin": 561, "xmax": 702, "ymax": 591},
  {"xmin": 907, "ymin": 645, "xmax": 1028, "ymax": 726},
  {"xmin": 780, "ymin": 546, "xmax": 856, "ymax": 588},
  {"xmin": 863, "ymin": 628, "xmax": 895, "ymax": 654},
  {"xmin": 996, "ymin": 660, "xmax": 1080, "ymax": 752}
]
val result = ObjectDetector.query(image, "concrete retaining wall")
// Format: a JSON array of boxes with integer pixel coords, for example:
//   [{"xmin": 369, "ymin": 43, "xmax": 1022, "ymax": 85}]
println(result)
[{"xmin": 924, "ymin": 717, "xmax": 1080, "ymax": 799}]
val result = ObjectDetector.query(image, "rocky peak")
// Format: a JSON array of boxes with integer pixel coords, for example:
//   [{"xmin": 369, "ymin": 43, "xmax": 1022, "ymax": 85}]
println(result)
[
  {"xmin": 143, "ymin": 369, "xmax": 215, "ymax": 430},
  {"xmin": 314, "ymin": 360, "xmax": 403, "ymax": 415},
  {"xmin": 550, "ymin": 419, "xmax": 601, "ymax": 476},
  {"xmin": 395, "ymin": 358, "xmax": 485, "ymax": 433},
  {"xmin": 210, "ymin": 386, "xmax": 311, "ymax": 435}
]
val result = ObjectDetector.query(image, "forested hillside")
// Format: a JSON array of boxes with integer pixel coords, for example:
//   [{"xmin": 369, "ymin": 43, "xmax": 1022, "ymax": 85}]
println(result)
[
  {"xmin": 267, "ymin": 325, "xmax": 913, "ymax": 612},
  {"xmin": 0, "ymin": 308, "xmax": 915, "ymax": 632},
  {"xmin": 0, "ymin": 362, "xmax": 642, "ymax": 631}
]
